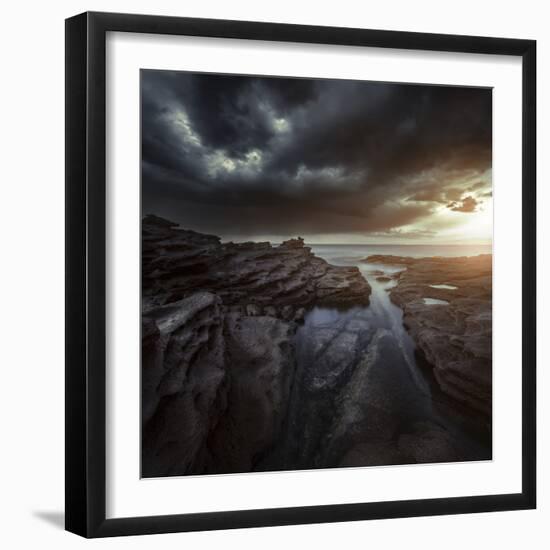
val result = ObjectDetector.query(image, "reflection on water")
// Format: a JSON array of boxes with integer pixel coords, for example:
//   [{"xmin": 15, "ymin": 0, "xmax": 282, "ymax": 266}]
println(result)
[
  {"xmin": 358, "ymin": 263, "xmax": 429, "ymax": 393},
  {"xmin": 299, "ymin": 262, "xmax": 431, "ymax": 400},
  {"xmin": 429, "ymin": 284, "xmax": 458, "ymax": 290},
  {"xmin": 282, "ymin": 244, "xmax": 491, "ymax": 467},
  {"xmin": 423, "ymin": 298, "xmax": 450, "ymax": 305},
  {"xmin": 304, "ymin": 306, "xmax": 344, "ymax": 326}
]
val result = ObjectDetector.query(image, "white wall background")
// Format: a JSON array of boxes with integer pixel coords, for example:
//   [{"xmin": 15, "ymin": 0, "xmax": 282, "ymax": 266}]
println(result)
[{"xmin": 0, "ymin": 1, "xmax": 546, "ymax": 547}]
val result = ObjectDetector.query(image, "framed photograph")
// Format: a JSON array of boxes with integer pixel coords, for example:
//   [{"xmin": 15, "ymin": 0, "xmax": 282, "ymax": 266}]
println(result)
[{"xmin": 65, "ymin": 11, "xmax": 536, "ymax": 537}]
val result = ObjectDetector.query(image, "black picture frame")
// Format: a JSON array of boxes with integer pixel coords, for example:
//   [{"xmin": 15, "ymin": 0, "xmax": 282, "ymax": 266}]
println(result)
[{"xmin": 65, "ymin": 11, "xmax": 537, "ymax": 538}]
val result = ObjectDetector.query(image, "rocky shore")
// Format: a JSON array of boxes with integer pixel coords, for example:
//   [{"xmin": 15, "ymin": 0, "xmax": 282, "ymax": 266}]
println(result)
[
  {"xmin": 141, "ymin": 214, "xmax": 492, "ymax": 477},
  {"xmin": 363, "ymin": 254, "xmax": 492, "ymax": 421},
  {"xmin": 141, "ymin": 215, "xmax": 371, "ymax": 477}
]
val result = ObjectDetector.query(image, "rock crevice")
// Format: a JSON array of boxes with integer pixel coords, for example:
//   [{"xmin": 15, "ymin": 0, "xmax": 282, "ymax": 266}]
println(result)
[
  {"xmin": 364, "ymin": 254, "xmax": 492, "ymax": 421},
  {"xmin": 141, "ymin": 215, "xmax": 372, "ymax": 476}
]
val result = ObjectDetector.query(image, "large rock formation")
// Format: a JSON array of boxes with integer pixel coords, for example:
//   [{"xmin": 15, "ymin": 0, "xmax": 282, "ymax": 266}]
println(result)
[
  {"xmin": 141, "ymin": 215, "xmax": 371, "ymax": 476},
  {"xmin": 364, "ymin": 254, "xmax": 492, "ymax": 421},
  {"xmin": 141, "ymin": 214, "xmax": 491, "ymax": 475},
  {"xmin": 143, "ymin": 214, "xmax": 370, "ymax": 315}
]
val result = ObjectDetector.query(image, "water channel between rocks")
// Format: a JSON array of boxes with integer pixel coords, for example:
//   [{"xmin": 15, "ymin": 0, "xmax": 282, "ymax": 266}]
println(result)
[{"xmin": 260, "ymin": 246, "xmax": 491, "ymax": 471}]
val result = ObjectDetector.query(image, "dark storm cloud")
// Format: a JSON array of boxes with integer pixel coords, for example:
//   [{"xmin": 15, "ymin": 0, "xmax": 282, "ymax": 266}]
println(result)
[{"xmin": 141, "ymin": 70, "xmax": 492, "ymax": 238}]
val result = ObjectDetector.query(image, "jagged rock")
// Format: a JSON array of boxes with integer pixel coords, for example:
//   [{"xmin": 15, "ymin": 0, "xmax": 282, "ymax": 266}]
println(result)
[
  {"xmin": 203, "ymin": 314, "xmax": 295, "ymax": 473},
  {"xmin": 397, "ymin": 421, "xmax": 460, "ymax": 463},
  {"xmin": 280, "ymin": 237, "xmax": 305, "ymax": 248},
  {"xmin": 142, "ymin": 293, "xmax": 295, "ymax": 476},
  {"xmin": 280, "ymin": 305, "xmax": 295, "ymax": 321},
  {"xmin": 141, "ymin": 215, "xmax": 490, "ymax": 475},
  {"xmin": 293, "ymin": 307, "xmax": 306, "ymax": 322},
  {"xmin": 245, "ymin": 304, "xmax": 262, "ymax": 317},
  {"xmin": 263, "ymin": 305, "xmax": 277, "ymax": 317},
  {"xmin": 141, "ymin": 215, "xmax": 371, "ymax": 476},
  {"xmin": 364, "ymin": 254, "xmax": 492, "ymax": 420},
  {"xmin": 141, "ymin": 292, "xmax": 227, "ymax": 477},
  {"xmin": 142, "ymin": 215, "xmax": 371, "ymax": 313},
  {"xmin": 339, "ymin": 422, "xmax": 462, "ymax": 467}
]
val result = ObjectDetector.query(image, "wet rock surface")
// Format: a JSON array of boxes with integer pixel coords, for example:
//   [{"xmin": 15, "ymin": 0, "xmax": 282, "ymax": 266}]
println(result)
[
  {"xmin": 141, "ymin": 215, "xmax": 490, "ymax": 476},
  {"xmin": 260, "ymin": 301, "xmax": 489, "ymax": 472},
  {"xmin": 141, "ymin": 216, "xmax": 372, "ymax": 476},
  {"xmin": 364, "ymin": 254, "xmax": 492, "ymax": 422}
]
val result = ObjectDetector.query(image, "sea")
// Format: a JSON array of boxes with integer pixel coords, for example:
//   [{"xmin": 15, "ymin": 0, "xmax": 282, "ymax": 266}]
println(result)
[{"xmin": 308, "ymin": 243, "xmax": 492, "ymax": 266}]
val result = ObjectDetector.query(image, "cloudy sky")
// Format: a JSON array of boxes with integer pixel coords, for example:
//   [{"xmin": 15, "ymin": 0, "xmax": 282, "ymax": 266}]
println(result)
[{"xmin": 141, "ymin": 70, "xmax": 492, "ymax": 244}]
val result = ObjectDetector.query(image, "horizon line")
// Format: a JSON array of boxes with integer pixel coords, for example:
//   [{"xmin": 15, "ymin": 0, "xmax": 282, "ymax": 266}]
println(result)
[{"xmin": 222, "ymin": 239, "xmax": 493, "ymax": 246}]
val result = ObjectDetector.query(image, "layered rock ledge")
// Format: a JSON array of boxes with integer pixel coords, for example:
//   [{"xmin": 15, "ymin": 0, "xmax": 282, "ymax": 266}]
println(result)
[
  {"xmin": 143, "ymin": 214, "xmax": 370, "ymax": 316},
  {"xmin": 142, "ymin": 215, "xmax": 371, "ymax": 476},
  {"xmin": 363, "ymin": 254, "xmax": 492, "ymax": 420}
]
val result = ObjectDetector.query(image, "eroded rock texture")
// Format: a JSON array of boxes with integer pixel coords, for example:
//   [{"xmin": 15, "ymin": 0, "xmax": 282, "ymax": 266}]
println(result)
[
  {"xmin": 141, "ymin": 215, "xmax": 371, "ymax": 476},
  {"xmin": 260, "ymin": 306, "xmax": 489, "ymax": 472},
  {"xmin": 143, "ymin": 214, "xmax": 370, "ymax": 315},
  {"xmin": 364, "ymin": 254, "xmax": 492, "ymax": 421}
]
